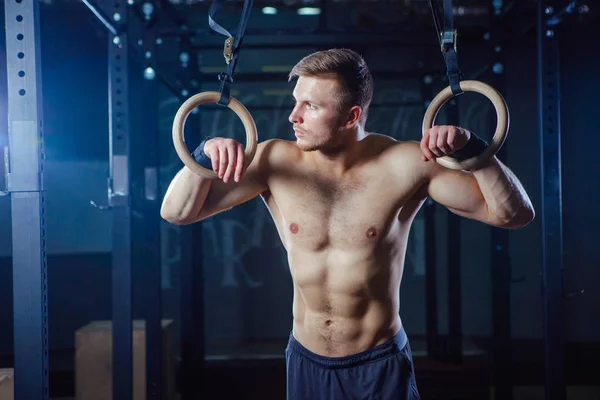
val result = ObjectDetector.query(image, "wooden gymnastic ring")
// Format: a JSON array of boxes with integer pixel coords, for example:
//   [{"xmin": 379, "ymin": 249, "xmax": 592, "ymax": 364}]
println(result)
[
  {"xmin": 422, "ymin": 80, "xmax": 509, "ymax": 170},
  {"xmin": 172, "ymin": 91, "xmax": 258, "ymax": 178}
]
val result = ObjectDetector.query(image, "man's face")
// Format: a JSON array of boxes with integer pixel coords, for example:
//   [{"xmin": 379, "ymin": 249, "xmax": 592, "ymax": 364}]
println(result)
[{"xmin": 288, "ymin": 76, "xmax": 348, "ymax": 152}]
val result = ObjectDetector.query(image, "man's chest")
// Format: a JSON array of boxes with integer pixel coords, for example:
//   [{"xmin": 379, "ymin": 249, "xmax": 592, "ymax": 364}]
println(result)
[{"xmin": 266, "ymin": 170, "xmax": 415, "ymax": 250}]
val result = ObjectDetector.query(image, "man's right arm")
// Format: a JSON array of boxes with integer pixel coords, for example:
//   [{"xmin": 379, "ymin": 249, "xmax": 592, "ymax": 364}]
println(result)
[{"xmin": 160, "ymin": 139, "xmax": 272, "ymax": 225}]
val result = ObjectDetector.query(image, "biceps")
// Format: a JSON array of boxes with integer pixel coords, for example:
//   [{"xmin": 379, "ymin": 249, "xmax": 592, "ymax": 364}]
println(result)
[
  {"xmin": 426, "ymin": 169, "xmax": 488, "ymax": 218},
  {"xmin": 199, "ymin": 177, "xmax": 267, "ymax": 220}
]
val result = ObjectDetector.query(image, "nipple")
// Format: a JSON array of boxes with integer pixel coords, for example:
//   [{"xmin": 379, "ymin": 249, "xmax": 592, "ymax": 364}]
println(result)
[
  {"xmin": 290, "ymin": 223, "xmax": 299, "ymax": 234},
  {"xmin": 366, "ymin": 227, "xmax": 378, "ymax": 239}
]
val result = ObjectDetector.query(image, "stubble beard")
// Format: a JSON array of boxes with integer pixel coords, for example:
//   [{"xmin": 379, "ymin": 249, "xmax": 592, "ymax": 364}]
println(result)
[
  {"xmin": 295, "ymin": 127, "xmax": 344, "ymax": 153},
  {"xmin": 297, "ymin": 136, "xmax": 332, "ymax": 152}
]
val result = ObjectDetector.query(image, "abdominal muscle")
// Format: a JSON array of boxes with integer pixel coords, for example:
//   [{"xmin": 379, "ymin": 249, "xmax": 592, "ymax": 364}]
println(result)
[{"xmin": 289, "ymin": 242, "xmax": 405, "ymax": 358}]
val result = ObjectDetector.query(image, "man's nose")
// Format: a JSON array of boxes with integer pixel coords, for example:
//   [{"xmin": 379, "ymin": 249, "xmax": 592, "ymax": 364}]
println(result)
[{"xmin": 289, "ymin": 106, "xmax": 303, "ymax": 124}]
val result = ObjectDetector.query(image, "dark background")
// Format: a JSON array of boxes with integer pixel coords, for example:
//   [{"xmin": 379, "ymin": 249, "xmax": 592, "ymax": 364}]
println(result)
[{"xmin": 0, "ymin": 0, "xmax": 598, "ymax": 398}]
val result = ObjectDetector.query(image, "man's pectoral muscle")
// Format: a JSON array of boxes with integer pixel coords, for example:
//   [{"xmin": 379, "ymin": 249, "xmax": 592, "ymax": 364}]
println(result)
[{"xmin": 263, "ymin": 141, "xmax": 426, "ymax": 357}]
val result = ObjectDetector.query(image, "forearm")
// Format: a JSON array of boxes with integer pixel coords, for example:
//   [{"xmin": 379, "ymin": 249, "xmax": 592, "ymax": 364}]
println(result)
[
  {"xmin": 160, "ymin": 167, "xmax": 213, "ymax": 224},
  {"xmin": 471, "ymin": 157, "xmax": 534, "ymax": 227}
]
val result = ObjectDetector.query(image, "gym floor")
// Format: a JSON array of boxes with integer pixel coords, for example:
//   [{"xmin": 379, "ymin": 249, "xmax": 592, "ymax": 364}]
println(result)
[{"xmin": 27, "ymin": 336, "xmax": 599, "ymax": 399}]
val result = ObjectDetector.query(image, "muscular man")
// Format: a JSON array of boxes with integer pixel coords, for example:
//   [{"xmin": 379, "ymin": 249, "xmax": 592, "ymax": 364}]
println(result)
[{"xmin": 161, "ymin": 48, "xmax": 534, "ymax": 399}]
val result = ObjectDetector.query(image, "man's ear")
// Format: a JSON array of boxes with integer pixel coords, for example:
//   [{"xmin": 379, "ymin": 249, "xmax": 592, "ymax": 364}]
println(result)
[{"xmin": 343, "ymin": 105, "xmax": 362, "ymax": 129}]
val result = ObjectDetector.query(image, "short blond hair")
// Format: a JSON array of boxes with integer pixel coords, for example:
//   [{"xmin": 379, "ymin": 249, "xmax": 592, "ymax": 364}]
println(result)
[{"xmin": 289, "ymin": 48, "xmax": 373, "ymax": 126}]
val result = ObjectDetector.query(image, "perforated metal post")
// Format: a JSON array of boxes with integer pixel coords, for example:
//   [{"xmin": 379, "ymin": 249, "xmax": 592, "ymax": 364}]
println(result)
[
  {"xmin": 85, "ymin": 0, "xmax": 134, "ymax": 397},
  {"xmin": 538, "ymin": 2, "xmax": 565, "ymax": 399},
  {"xmin": 177, "ymin": 43, "xmax": 207, "ymax": 400},
  {"xmin": 107, "ymin": 5, "xmax": 133, "ymax": 399},
  {"xmin": 4, "ymin": 0, "xmax": 49, "ymax": 399},
  {"xmin": 138, "ymin": 25, "xmax": 163, "ymax": 400},
  {"xmin": 83, "ymin": 0, "xmax": 164, "ymax": 397},
  {"xmin": 488, "ymin": 1, "xmax": 513, "ymax": 399}
]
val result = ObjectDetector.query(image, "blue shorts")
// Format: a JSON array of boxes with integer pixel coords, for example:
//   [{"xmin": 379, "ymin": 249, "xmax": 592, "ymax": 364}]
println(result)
[{"xmin": 285, "ymin": 327, "xmax": 421, "ymax": 400}]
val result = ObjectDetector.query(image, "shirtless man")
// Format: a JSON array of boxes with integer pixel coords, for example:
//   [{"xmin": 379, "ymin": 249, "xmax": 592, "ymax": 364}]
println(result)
[{"xmin": 161, "ymin": 48, "xmax": 535, "ymax": 399}]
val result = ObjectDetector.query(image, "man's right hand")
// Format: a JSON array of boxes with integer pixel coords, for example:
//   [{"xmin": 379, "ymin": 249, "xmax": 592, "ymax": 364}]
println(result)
[{"xmin": 203, "ymin": 137, "xmax": 246, "ymax": 183}]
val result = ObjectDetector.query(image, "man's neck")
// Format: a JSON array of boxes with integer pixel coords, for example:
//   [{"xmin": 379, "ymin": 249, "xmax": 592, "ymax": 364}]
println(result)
[{"xmin": 311, "ymin": 126, "xmax": 369, "ymax": 176}]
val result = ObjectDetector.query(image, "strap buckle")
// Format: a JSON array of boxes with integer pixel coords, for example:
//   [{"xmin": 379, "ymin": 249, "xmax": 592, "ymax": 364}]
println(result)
[
  {"xmin": 223, "ymin": 36, "xmax": 234, "ymax": 64},
  {"xmin": 440, "ymin": 29, "xmax": 457, "ymax": 53},
  {"xmin": 218, "ymin": 72, "xmax": 233, "ymax": 83}
]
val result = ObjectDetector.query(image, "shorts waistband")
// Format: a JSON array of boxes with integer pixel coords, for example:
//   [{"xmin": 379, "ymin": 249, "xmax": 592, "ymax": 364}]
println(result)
[{"xmin": 286, "ymin": 327, "xmax": 408, "ymax": 369}]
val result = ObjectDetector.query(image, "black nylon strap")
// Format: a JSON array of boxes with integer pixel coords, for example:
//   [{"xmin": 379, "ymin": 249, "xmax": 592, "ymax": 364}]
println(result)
[
  {"xmin": 443, "ymin": 47, "xmax": 463, "ymax": 96},
  {"xmin": 208, "ymin": 0, "xmax": 253, "ymax": 106},
  {"xmin": 429, "ymin": 0, "xmax": 463, "ymax": 96},
  {"xmin": 443, "ymin": 0, "xmax": 454, "ymax": 35}
]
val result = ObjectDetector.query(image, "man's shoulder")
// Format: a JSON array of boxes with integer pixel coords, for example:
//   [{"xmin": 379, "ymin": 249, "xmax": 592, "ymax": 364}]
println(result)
[
  {"xmin": 366, "ymin": 133, "xmax": 422, "ymax": 159},
  {"xmin": 258, "ymin": 138, "xmax": 298, "ymax": 157},
  {"xmin": 258, "ymin": 138, "xmax": 295, "ymax": 149},
  {"xmin": 366, "ymin": 134, "xmax": 435, "ymax": 181},
  {"xmin": 254, "ymin": 138, "xmax": 299, "ymax": 170}
]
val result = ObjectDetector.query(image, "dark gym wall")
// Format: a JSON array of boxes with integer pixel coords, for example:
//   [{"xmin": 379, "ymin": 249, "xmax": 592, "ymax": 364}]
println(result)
[
  {"xmin": 557, "ymin": 24, "xmax": 600, "ymax": 343},
  {"xmin": 0, "ymin": 3, "xmax": 598, "ymax": 366}
]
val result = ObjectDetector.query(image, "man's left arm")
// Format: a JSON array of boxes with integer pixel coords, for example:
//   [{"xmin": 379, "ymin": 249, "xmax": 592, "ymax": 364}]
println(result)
[{"xmin": 420, "ymin": 126, "xmax": 535, "ymax": 229}]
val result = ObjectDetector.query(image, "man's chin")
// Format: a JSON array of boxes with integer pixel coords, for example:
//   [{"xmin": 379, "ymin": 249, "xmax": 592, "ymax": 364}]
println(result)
[
  {"xmin": 295, "ymin": 139, "xmax": 320, "ymax": 152},
  {"xmin": 298, "ymin": 146, "xmax": 319, "ymax": 152}
]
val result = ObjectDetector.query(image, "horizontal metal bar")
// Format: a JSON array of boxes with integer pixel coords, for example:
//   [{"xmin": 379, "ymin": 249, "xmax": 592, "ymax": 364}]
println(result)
[
  {"xmin": 188, "ymin": 38, "xmax": 439, "ymax": 51},
  {"xmin": 159, "ymin": 29, "xmax": 440, "ymax": 47},
  {"xmin": 193, "ymin": 70, "xmax": 444, "ymax": 84}
]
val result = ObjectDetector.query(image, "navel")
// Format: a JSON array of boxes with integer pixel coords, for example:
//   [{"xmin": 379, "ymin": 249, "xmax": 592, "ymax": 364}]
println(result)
[
  {"xmin": 366, "ymin": 227, "xmax": 378, "ymax": 239},
  {"xmin": 290, "ymin": 223, "xmax": 299, "ymax": 234}
]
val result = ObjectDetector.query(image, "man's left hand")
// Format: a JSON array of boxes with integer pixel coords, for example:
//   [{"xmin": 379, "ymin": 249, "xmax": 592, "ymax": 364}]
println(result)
[{"xmin": 420, "ymin": 125, "xmax": 470, "ymax": 162}]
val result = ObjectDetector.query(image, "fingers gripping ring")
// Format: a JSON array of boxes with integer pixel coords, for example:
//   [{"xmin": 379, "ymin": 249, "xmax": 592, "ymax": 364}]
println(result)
[
  {"xmin": 422, "ymin": 80, "xmax": 510, "ymax": 170},
  {"xmin": 172, "ymin": 91, "xmax": 258, "ymax": 178}
]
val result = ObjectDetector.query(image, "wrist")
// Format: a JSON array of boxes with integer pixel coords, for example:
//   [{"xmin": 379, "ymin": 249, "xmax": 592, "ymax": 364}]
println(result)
[
  {"xmin": 191, "ymin": 136, "xmax": 214, "ymax": 170},
  {"xmin": 449, "ymin": 131, "xmax": 488, "ymax": 161}
]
